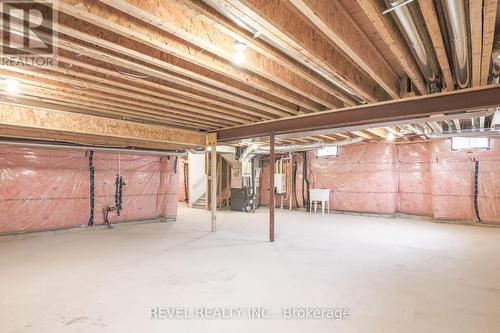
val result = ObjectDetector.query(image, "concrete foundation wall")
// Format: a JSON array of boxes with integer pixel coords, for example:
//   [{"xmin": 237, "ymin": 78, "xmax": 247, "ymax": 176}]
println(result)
[{"xmin": 0, "ymin": 147, "xmax": 179, "ymax": 234}]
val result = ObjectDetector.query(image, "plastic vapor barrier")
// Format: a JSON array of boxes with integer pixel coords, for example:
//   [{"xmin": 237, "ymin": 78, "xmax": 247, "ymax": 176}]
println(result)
[
  {"xmin": 308, "ymin": 144, "xmax": 398, "ymax": 214},
  {"xmin": 259, "ymin": 139, "xmax": 500, "ymax": 223},
  {"xmin": 430, "ymin": 139, "xmax": 500, "ymax": 222},
  {"xmin": 397, "ymin": 142, "xmax": 433, "ymax": 216},
  {"xmin": 0, "ymin": 147, "xmax": 179, "ymax": 234}
]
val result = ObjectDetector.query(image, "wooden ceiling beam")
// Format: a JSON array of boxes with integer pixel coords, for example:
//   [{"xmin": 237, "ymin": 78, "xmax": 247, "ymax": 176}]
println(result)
[
  {"xmin": 0, "ymin": 91, "xmax": 215, "ymax": 131},
  {"xmin": 419, "ymin": 0, "xmax": 455, "ymax": 90},
  {"xmin": 469, "ymin": 0, "xmax": 483, "ymax": 87},
  {"xmin": 0, "ymin": 103, "xmax": 206, "ymax": 149},
  {"xmin": 57, "ymin": 55, "xmax": 264, "ymax": 121},
  {"xmin": 357, "ymin": 0, "xmax": 427, "ymax": 94},
  {"xmin": 56, "ymin": 0, "xmax": 341, "ymax": 111},
  {"xmin": 351, "ymin": 130, "xmax": 374, "ymax": 140},
  {"xmin": 53, "ymin": 25, "xmax": 298, "ymax": 117},
  {"xmin": 0, "ymin": 79, "xmax": 231, "ymax": 129},
  {"xmin": 2, "ymin": 19, "xmax": 277, "ymax": 121},
  {"xmin": 289, "ymin": 0, "xmax": 400, "ymax": 99},
  {"xmin": 0, "ymin": 93, "xmax": 186, "ymax": 129},
  {"xmin": 333, "ymin": 133, "xmax": 352, "ymax": 140},
  {"xmin": 0, "ymin": 66, "xmax": 246, "ymax": 125},
  {"xmin": 0, "ymin": 127, "xmax": 195, "ymax": 150},
  {"xmin": 5, "ymin": 13, "xmax": 297, "ymax": 117},
  {"xmin": 316, "ymin": 135, "xmax": 338, "ymax": 142},
  {"xmin": 213, "ymin": 0, "xmax": 390, "ymax": 103},
  {"xmin": 0, "ymin": 64, "xmax": 255, "ymax": 127},
  {"xmin": 481, "ymin": 0, "xmax": 498, "ymax": 85},
  {"xmin": 178, "ymin": 0, "xmax": 357, "ymax": 107},
  {"xmin": 365, "ymin": 128, "xmax": 389, "ymax": 139}
]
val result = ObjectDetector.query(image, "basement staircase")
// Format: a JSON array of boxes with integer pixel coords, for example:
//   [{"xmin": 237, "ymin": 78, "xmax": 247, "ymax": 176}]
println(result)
[{"xmin": 191, "ymin": 193, "xmax": 207, "ymax": 210}]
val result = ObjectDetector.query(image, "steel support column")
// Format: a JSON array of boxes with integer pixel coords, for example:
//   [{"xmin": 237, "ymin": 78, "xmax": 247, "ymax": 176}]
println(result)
[
  {"xmin": 206, "ymin": 132, "xmax": 218, "ymax": 233},
  {"xmin": 269, "ymin": 132, "xmax": 275, "ymax": 242},
  {"xmin": 210, "ymin": 146, "xmax": 217, "ymax": 232}
]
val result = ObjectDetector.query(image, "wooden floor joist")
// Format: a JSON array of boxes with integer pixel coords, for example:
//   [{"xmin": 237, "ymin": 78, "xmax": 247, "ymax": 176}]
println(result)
[
  {"xmin": 356, "ymin": 0, "xmax": 427, "ymax": 95},
  {"xmin": 0, "ymin": 92, "xmax": 216, "ymax": 130},
  {"xmin": 55, "ymin": 0, "xmax": 344, "ymax": 111},
  {"xmin": 214, "ymin": 0, "xmax": 391, "ymax": 103},
  {"xmin": 53, "ymin": 26, "xmax": 301, "ymax": 117},
  {"xmin": 9, "ymin": 8, "xmax": 301, "ymax": 117},
  {"xmin": 0, "ymin": 64, "xmax": 254, "ymax": 128},
  {"xmin": 481, "ymin": 0, "xmax": 499, "ymax": 85},
  {"xmin": 0, "ymin": 66, "xmax": 252, "ymax": 126},
  {"xmin": 56, "ymin": 56, "xmax": 266, "ymax": 121},
  {"xmin": 469, "ymin": 0, "xmax": 484, "ymax": 87},
  {"xmin": 0, "ymin": 103, "xmax": 206, "ymax": 149},
  {"xmin": 0, "ymin": 83, "xmax": 230, "ymax": 130},
  {"xmin": 419, "ymin": 0, "xmax": 455, "ymax": 90},
  {"xmin": 288, "ymin": 0, "xmax": 400, "ymax": 99},
  {"xmin": 0, "ymin": 0, "xmax": 498, "ymax": 149},
  {"xmin": 178, "ymin": 0, "xmax": 358, "ymax": 107}
]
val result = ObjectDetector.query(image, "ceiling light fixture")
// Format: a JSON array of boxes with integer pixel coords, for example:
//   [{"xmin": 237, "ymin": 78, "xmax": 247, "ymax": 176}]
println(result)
[
  {"xmin": 234, "ymin": 51, "xmax": 246, "ymax": 65},
  {"xmin": 233, "ymin": 41, "xmax": 248, "ymax": 52},
  {"xmin": 233, "ymin": 41, "xmax": 247, "ymax": 65},
  {"xmin": 4, "ymin": 78, "xmax": 20, "ymax": 93}
]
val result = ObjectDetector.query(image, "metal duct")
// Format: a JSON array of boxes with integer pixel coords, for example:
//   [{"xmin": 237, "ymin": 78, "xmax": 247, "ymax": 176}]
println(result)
[
  {"xmin": 492, "ymin": 34, "xmax": 500, "ymax": 84},
  {"xmin": 189, "ymin": 146, "xmax": 236, "ymax": 155},
  {"xmin": 440, "ymin": 0, "xmax": 471, "ymax": 89},
  {"xmin": 0, "ymin": 140, "xmax": 187, "ymax": 156},
  {"xmin": 189, "ymin": 148, "xmax": 208, "ymax": 154},
  {"xmin": 387, "ymin": 0, "xmax": 441, "ymax": 92},
  {"xmin": 240, "ymin": 137, "xmax": 364, "ymax": 162},
  {"xmin": 424, "ymin": 128, "xmax": 500, "ymax": 138}
]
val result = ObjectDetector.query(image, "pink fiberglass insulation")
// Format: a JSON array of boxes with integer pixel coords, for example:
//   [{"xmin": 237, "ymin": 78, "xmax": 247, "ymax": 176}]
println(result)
[
  {"xmin": 258, "ymin": 139, "xmax": 499, "ymax": 223},
  {"xmin": 308, "ymin": 144, "xmax": 398, "ymax": 214},
  {"xmin": 258, "ymin": 144, "xmax": 399, "ymax": 214},
  {"xmin": 0, "ymin": 147, "xmax": 179, "ymax": 234},
  {"xmin": 431, "ymin": 138, "xmax": 500, "ymax": 223},
  {"xmin": 396, "ymin": 142, "xmax": 433, "ymax": 216}
]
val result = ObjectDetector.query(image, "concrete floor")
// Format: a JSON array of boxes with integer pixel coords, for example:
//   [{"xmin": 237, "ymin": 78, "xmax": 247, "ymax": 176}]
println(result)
[{"xmin": 1, "ymin": 205, "xmax": 500, "ymax": 333}]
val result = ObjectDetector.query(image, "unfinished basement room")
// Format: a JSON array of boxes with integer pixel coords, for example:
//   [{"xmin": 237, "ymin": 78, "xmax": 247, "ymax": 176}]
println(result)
[{"xmin": 1, "ymin": 0, "xmax": 500, "ymax": 332}]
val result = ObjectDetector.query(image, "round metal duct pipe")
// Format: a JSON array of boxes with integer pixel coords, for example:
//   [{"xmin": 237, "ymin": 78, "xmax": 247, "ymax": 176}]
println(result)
[
  {"xmin": 440, "ymin": 0, "xmax": 471, "ymax": 89},
  {"xmin": 424, "ymin": 128, "xmax": 500, "ymax": 139},
  {"xmin": 239, "ymin": 137, "xmax": 364, "ymax": 162},
  {"xmin": 387, "ymin": 0, "xmax": 441, "ymax": 92},
  {"xmin": 492, "ymin": 34, "xmax": 500, "ymax": 83}
]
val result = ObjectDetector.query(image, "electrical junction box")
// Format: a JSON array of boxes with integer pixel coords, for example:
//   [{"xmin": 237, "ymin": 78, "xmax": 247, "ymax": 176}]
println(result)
[{"xmin": 274, "ymin": 173, "xmax": 286, "ymax": 194}]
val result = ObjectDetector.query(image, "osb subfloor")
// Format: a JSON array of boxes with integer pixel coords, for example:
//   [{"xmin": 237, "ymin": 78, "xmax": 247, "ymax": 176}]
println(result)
[{"xmin": 1, "ymin": 204, "xmax": 500, "ymax": 333}]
